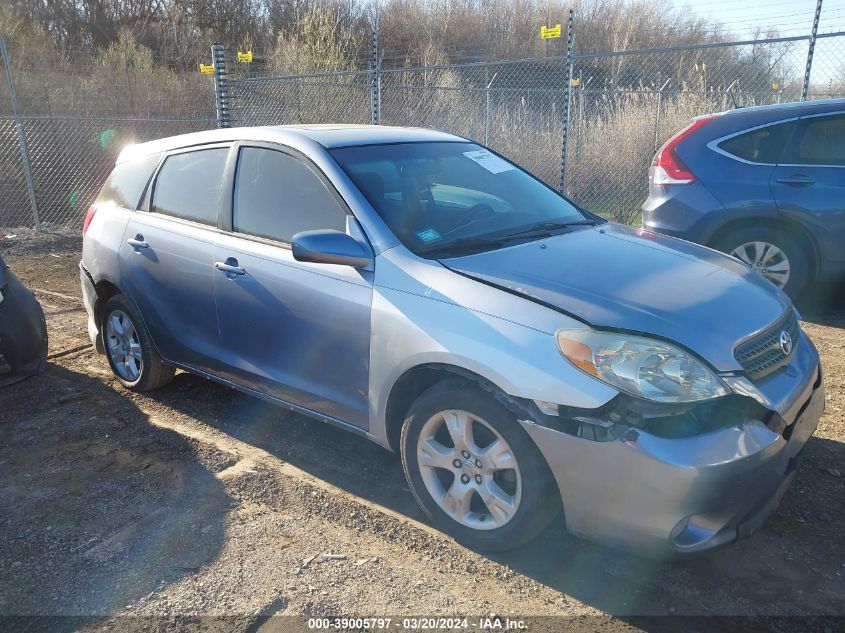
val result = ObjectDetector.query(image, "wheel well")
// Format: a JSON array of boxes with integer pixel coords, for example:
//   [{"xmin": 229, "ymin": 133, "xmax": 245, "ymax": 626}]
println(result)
[
  {"xmin": 384, "ymin": 365, "xmax": 500, "ymax": 453},
  {"xmin": 383, "ymin": 363, "xmax": 545, "ymax": 453},
  {"xmin": 707, "ymin": 217, "xmax": 819, "ymax": 278},
  {"xmin": 384, "ymin": 363, "xmax": 564, "ymax": 521},
  {"xmin": 93, "ymin": 280, "xmax": 121, "ymax": 324}
]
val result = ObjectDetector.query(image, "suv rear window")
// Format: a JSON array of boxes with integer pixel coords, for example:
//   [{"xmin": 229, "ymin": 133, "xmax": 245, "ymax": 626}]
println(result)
[
  {"xmin": 717, "ymin": 121, "xmax": 795, "ymax": 164},
  {"xmin": 97, "ymin": 153, "xmax": 161, "ymax": 209}
]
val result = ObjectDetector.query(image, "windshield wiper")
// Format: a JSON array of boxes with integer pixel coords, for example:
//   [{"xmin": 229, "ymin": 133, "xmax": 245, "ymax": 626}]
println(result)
[
  {"xmin": 416, "ymin": 220, "xmax": 598, "ymax": 258},
  {"xmin": 501, "ymin": 219, "xmax": 598, "ymax": 240}
]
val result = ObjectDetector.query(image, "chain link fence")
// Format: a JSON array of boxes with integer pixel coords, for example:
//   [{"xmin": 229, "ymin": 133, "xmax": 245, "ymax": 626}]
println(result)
[
  {"xmin": 232, "ymin": 70, "xmax": 372, "ymax": 127},
  {"xmin": 0, "ymin": 117, "xmax": 32, "ymax": 228},
  {"xmin": 565, "ymin": 35, "xmax": 829, "ymax": 224},
  {"xmin": 2, "ymin": 19, "xmax": 845, "ymax": 231},
  {"xmin": 226, "ymin": 29, "xmax": 845, "ymax": 226},
  {"xmin": 0, "ymin": 36, "xmax": 215, "ymax": 231},
  {"xmin": 0, "ymin": 115, "xmax": 215, "ymax": 229},
  {"xmin": 378, "ymin": 58, "xmax": 569, "ymax": 187}
]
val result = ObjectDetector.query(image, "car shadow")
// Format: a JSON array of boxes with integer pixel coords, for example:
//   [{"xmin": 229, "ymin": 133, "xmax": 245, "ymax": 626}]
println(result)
[
  {"xmin": 151, "ymin": 371, "xmax": 845, "ymax": 619},
  {"xmin": 796, "ymin": 276, "xmax": 845, "ymax": 327},
  {"xmin": 0, "ymin": 363, "xmax": 232, "ymax": 628}
]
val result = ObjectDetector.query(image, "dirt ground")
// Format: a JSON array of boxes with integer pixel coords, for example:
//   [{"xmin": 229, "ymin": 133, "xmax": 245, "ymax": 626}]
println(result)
[{"xmin": 1, "ymin": 231, "xmax": 844, "ymax": 631}]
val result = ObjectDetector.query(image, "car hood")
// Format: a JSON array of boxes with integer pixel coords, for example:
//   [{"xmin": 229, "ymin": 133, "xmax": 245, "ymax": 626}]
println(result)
[{"xmin": 441, "ymin": 223, "xmax": 792, "ymax": 372}]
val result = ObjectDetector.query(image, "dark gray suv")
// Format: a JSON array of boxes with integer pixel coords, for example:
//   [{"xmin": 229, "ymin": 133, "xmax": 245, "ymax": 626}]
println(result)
[{"xmin": 643, "ymin": 98, "xmax": 845, "ymax": 298}]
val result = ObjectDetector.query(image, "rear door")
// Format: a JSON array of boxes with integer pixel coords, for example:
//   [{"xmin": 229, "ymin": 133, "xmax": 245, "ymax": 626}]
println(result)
[
  {"xmin": 212, "ymin": 144, "xmax": 373, "ymax": 428},
  {"xmin": 119, "ymin": 144, "xmax": 231, "ymax": 373},
  {"xmin": 704, "ymin": 118, "xmax": 795, "ymax": 219},
  {"xmin": 770, "ymin": 112, "xmax": 845, "ymax": 264}
]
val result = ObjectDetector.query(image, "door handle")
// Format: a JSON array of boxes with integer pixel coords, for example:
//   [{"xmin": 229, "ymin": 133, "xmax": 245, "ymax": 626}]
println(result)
[
  {"xmin": 215, "ymin": 259, "xmax": 246, "ymax": 276},
  {"xmin": 776, "ymin": 175, "xmax": 815, "ymax": 187},
  {"xmin": 127, "ymin": 235, "xmax": 149, "ymax": 249}
]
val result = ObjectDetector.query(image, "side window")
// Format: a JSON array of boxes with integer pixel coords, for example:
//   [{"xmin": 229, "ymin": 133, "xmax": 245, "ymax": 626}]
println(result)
[
  {"xmin": 97, "ymin": 153, "xmax": 161, "ymax": 209},
  {"xmin": 151, "ymin": 148, "xmax": 229, "ymax": 225},
  {"xmin": 782, "ymin": 114, "xmax": 845, "ymax": 167},
  {"xmin": 233, "ymin": 147, "xmax": 347, "ymax": 242},
  {"xmin": 718, "ymin": 121, "xmax": 795, "ymax": 164}
]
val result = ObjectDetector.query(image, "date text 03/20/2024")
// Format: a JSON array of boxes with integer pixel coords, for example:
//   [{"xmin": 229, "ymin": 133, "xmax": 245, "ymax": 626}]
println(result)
[{"xmin": 306, "ymin": 617, "xmax": 527, "ymax": 630}]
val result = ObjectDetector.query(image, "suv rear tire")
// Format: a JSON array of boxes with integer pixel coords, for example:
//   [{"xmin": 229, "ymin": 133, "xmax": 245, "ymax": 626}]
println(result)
[
  {"xmin": 714, "ymin": 225, "xmax": 811, "ymax": 298},
  {"xmin": 400, "ymin": 381, "xmax": 559, "ymax": 551},
  {"xmin": 101, "ymin": 294, "xmax": 174, "ymax": 391}
]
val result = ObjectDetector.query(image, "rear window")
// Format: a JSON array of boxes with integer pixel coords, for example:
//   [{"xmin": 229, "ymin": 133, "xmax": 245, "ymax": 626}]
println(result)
[
  {"xmin": 97, "ymin": 153, "xmax": 161, "ymax": 209},
  {"xmin": 151, "ymin": 148, "xmax": 229, "ymax": 225},
  {"xmin": 717, "ymin": 121, "xmax": 795, "ymax": 164}
]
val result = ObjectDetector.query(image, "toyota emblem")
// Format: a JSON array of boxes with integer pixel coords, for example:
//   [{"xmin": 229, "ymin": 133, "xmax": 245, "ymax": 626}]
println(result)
[{"xmin": 779, "ymin": 330, "xmax": 793, "ymax": 355}]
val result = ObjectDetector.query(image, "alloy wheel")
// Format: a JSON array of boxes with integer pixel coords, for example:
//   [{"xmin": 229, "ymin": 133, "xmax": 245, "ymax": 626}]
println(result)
[
  {"xmin": 416, "ymin": 409, "xmax": 522, "ymax": 530},
  {"xmin": 105, "ymin": 309, "xmax": 143, "ymax": 382},
  {"xmin": 730, "ymin": 241, "xmax": 791, "ymax": 288}
]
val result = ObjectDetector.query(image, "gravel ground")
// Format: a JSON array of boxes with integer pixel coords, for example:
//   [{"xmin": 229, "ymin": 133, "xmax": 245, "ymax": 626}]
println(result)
[{"xmin": 1, "ymin": 232, "xmax": 844, "ymax": 632}]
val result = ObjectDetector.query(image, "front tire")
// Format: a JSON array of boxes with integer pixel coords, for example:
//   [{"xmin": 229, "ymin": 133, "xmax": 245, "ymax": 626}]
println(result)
[
  {"xmin": 101, "ymin": 294, "xmax": 174, "ymax": 391},
  {"xmin": 400, "ymin": 381, "xmax": 559, "ymax": 551}
]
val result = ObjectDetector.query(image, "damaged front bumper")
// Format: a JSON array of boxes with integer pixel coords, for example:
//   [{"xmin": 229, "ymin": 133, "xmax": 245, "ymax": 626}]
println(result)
[{"xmin": 520, "ymin": 332, "xmax": 824, "ymax": 558}]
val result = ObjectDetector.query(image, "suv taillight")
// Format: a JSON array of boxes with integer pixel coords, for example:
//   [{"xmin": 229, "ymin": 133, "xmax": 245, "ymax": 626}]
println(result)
[
  {"xmin": 82, "ymin": 204, "xmax": 97, "ymax": 236},
  {"xmin": 651, "ymin": 115, "xmax": 715, "ymax": 185}
]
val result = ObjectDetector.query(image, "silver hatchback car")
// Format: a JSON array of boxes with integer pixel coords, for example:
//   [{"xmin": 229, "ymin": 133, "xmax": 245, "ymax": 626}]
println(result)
[{"xmin": 80, "ymin": 125, "xmax": 824, "ymax": 557}]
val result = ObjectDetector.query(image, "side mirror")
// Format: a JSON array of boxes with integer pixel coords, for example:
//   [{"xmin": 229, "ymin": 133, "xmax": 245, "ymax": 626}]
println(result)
[{"xmin": 291, "ymin": 229, "xmax": 373, "ymax": 268}]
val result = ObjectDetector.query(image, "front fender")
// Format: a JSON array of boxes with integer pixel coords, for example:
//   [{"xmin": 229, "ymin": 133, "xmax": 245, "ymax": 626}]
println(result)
[{"xmin": 367, "ymin": 253, "xmax": 618, "ymax": 448}]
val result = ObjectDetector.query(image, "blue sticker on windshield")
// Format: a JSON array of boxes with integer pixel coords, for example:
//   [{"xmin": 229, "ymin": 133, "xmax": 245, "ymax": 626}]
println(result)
[{"xmin": 416, "ymin": 228, "xmax": 442, "ymax": 243}]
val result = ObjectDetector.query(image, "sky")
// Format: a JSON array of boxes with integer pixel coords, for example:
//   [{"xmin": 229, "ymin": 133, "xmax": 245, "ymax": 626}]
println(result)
[
  {"xmin": 684, "ymin": 0, "xmax": 845, "ymax": 38},
  {"xmin": 684, "ymin": 0, "xmax": 845, "ymax": 87}
]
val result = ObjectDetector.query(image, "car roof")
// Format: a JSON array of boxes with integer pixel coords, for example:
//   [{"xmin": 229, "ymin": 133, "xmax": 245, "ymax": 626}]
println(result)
[
  {"xmin": 117, "ymin": 124, "xmax": 468, "ymax": 164},
  {"xmin": 718, "ymin": 97, "xmax": 845, "ymax": 117}
]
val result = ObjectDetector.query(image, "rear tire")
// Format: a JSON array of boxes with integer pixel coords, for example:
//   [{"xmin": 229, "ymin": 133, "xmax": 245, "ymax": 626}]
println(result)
[
  {"xmin": 400, "ymin": 380, "xmax": 560, "ymax": 552},
  {"xmin": 714, "ymin": 225, "xmax": 811, "ymax": 299},
  {"xmin": 101, "ymin": 294, "xmax": 174, "ymax": 391}
]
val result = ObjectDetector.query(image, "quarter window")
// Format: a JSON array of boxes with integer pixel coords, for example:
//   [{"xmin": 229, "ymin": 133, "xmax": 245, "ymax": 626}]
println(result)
[
  {"xmin": 151, "ymin": 148, "xmax": 229, "ymax": 225},
  {"xmin": 233, "ymin": 147, "xmax": 346, "ymax": 243},
  {"xmin": 97, "ymin": 153, "xmax": 161, "ymax": 209},
  {"xmin": 782, "ymin": 114, "xmax": 845, "ymax": 166},
  {"xmin": 717, "ymin": 121, "xmax": 795, "ymax": 164}
]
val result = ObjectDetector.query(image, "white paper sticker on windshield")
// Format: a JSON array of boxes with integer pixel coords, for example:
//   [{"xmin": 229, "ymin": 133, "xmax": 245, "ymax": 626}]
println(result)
[{"xmin": 462, "ymin": 150, "xmax": 515, "ymax": 174}]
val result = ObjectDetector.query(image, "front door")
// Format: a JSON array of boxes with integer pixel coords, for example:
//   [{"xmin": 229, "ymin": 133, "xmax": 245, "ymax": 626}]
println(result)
[
  {"xmin": 770, "ymin": 112, "xmax": 845, "ymax": 267},
  {"xmin": 213, "ymin": 145, "xmax": 373, "ymax": 429}
]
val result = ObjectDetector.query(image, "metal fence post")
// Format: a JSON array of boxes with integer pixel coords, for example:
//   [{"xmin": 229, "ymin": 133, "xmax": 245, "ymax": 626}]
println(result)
[
  {"xmin": 653, "ymin": 78, "xmax": 671, "ymax": 153},
  {"xmin": 559, "ymin": 9, "xmax": 575, "ymax": 194},
  {"xmin": 371, "ymin": 26, "xmax": 381, "ymax": 125},
  {"xmin": 211, "ymin": 43, "xmax": 231, "ymax": 128},
  {"xmin": 0, "ymin": 37, "xmax": 40, "ymax": 230},
  {"xmin": 484, "ymin": 71, "xmax": 497, "ymax": 146},
  {"xmin": 802, "ymin": 0, "xmax": 823, "ymax": 101}
]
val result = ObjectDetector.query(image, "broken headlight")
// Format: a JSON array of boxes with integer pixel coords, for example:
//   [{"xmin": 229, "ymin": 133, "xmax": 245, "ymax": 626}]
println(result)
[{"xmin": 556, "ymin": 329, "xmax": 730, "ymax": 403}]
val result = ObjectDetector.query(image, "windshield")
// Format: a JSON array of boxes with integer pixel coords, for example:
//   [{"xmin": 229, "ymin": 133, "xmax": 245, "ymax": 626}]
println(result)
[{"xmin": 329, "ymin": 142, "xmax": 599, "ymax": 257}]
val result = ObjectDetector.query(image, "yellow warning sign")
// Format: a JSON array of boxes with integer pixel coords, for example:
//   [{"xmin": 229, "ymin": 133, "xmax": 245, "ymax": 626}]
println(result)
[
  {"xmin": 199, "ymin": 63, "xmax": 214, "ymax": 75},
  {"xmin": 571, "ymin": 77, "xmax": 581, "ymax": 87},
  {"xmin": 772, "ymin": 82, "xmax": 781, "ymax": 90},
  {"xmin": 540, "ymin": 24, "xmax": 561, "ymax": 39},
  {"xmin": 237, "ymin": 51, "xmax": 253, "ymax": 63}
]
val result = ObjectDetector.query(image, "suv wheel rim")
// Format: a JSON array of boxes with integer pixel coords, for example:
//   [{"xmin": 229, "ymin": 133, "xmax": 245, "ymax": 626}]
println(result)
[
  {"xmin": 105, "ymin": 309, "xmax": 143, "ymax": 381},
  {"xmin": 417, "ymin": 409, "xmax": 522, "ymax": 530},
  {"xmin": 730, "ymin": 241, "xmax": 790, "ymax": 288}
]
